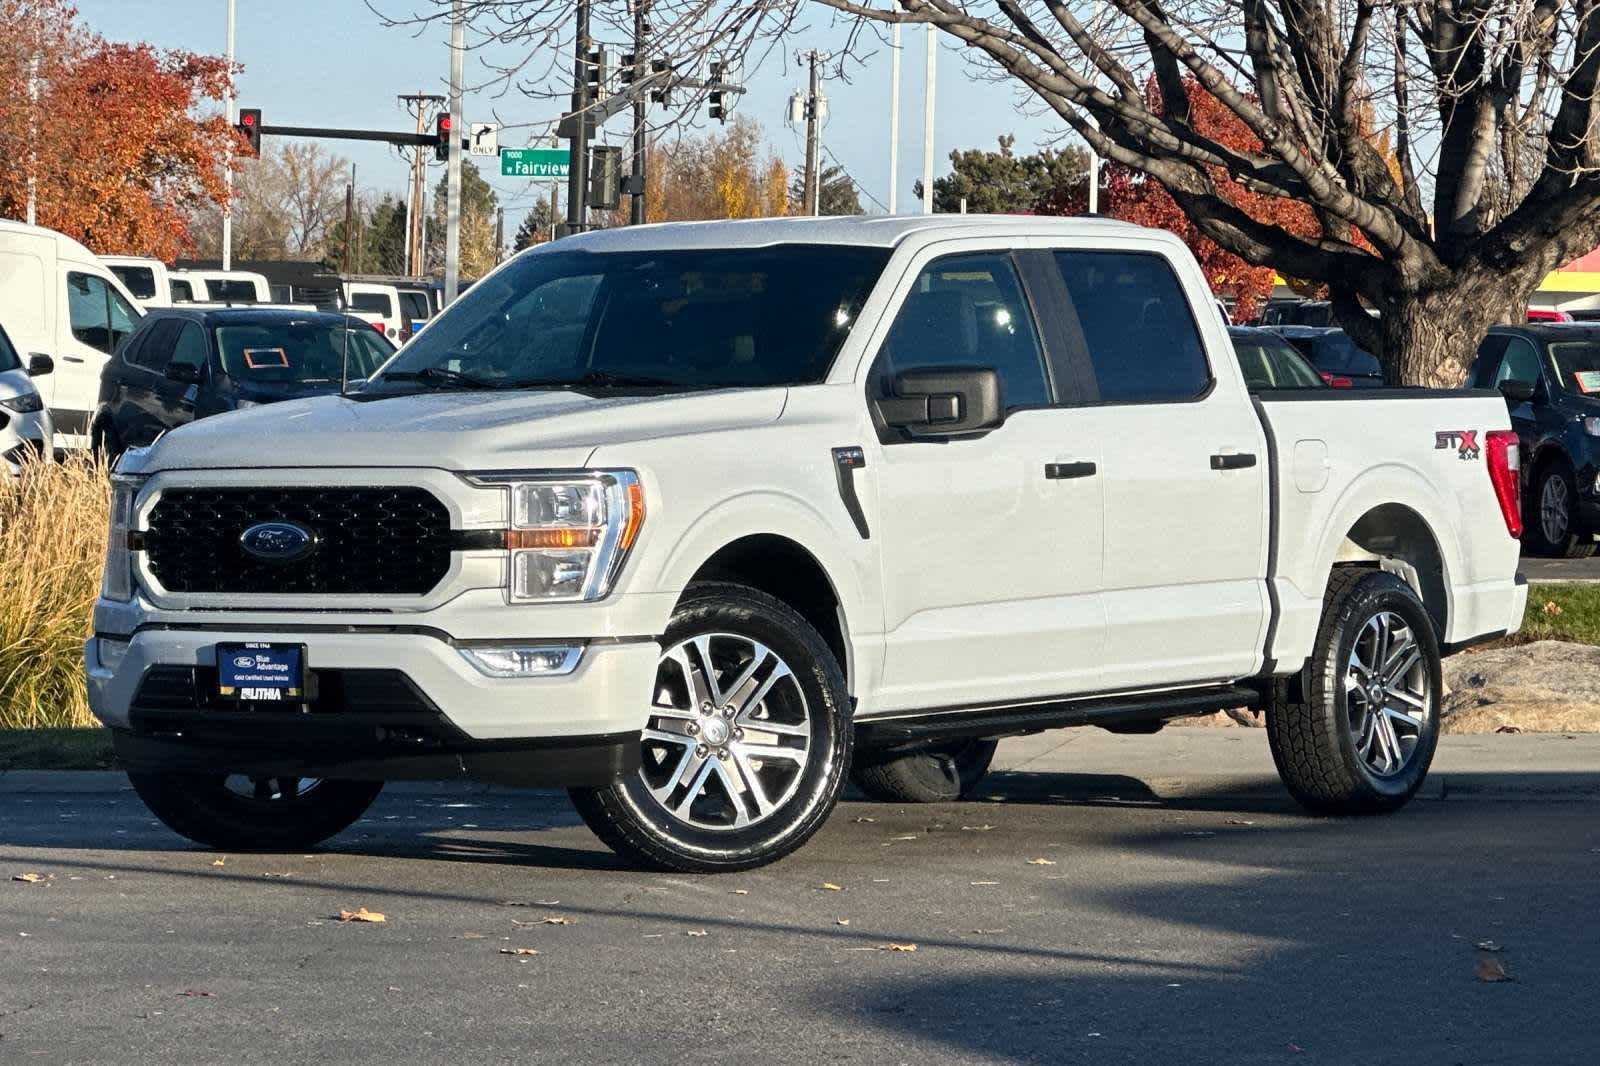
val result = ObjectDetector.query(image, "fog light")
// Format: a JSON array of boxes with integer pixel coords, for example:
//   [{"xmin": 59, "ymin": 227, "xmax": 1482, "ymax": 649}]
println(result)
[
  {"xmin": 96, "ymin": 636, "xmax": 130, "ymax": 675},
  {"xmin": 459, "ymin": 644, "xmax": 583, "ymax": 678}
]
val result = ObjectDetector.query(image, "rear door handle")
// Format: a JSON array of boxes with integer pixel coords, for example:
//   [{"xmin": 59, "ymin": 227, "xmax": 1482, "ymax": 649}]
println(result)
[
  {"xmin": 1210, "ymin": 452, "xmax": 1257, "ymax": 471},
  {"xmin": 1045, "ymin": 461, "xmax": 1097, "ymax": 480}
]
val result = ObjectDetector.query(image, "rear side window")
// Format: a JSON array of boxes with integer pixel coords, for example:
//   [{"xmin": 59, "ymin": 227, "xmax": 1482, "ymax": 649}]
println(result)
[
  {"xmin": 170, "ymin": 279, "xmax": 195, "ymax": 302},
  {"xmin": 170, "ymin": 322, "xmax": 209, "ymax": 371},
  {"xmin": 871, "ymin": 253, "xmax": 1050, "ymax": 411},
  {"xmin": 399, "ymin": 291, "xmax": 430, "ymax": 323},
  {"xmin": 1051, "ymin": 251, "xmax": 1210, "ymax": 403},
  {"xmin": 207, "ymin": 279, "xmax": 258, "ymax": 303},
  {"xmin": 110, "ymin": 265, "xmax": 157, "ymax": 300},
  {"xmin": 351, "ymin": 292, "xmax": 394, "ymax": 315}
]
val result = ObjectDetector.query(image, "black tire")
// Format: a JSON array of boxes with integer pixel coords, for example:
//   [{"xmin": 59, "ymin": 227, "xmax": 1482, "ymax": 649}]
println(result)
[
  {"xmin": 1524, "ymin": 461, "xmax": 1596, "ymax": 558},
  {"xmin": 569, "ymin": 582, "xmax": 852, "ymax": 873},
  {"xmin": 1266, "ymin": 568, "xmax": 1442, "ymax": 814},
  {"xmin": 127, "ymin": 772, "xmax": 383, "ymax": 851},
  {"xmin": 852, "ymin": 738, "xmax": 999, "ymax": 803},
  {"xmin": 92, "ymin": 420, "xmax": 125, "ymax": 467}
]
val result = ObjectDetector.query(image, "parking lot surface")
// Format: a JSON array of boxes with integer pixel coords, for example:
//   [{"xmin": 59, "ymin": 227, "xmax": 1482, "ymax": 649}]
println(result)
[{"xmin": 3, "ymin": 731, "xmax": 1596, "ymax": 1064}]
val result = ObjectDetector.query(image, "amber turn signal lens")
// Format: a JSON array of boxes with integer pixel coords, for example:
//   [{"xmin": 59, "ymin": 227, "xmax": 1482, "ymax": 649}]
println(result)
[
  {"xmin": 506, "ymin": 527, "xmax": 602, "ymax": 550},
  {"xmin": 619, "ymin": 480, "xmax": 645, "ymax": 550}
]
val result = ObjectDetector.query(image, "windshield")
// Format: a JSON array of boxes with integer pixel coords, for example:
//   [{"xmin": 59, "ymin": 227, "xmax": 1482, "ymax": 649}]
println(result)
[
  {"xmin": 1549, "ymin": 340, "xmax": 1600, "ymax": 395},
  {"xmin": 215, "ymin": 321, "xmax": 393, "ymax": 386},
  {"xmin": 1233, "ymin": 335, "xmax": 1324, "ymax": 390},
  {"xmin": 111, "ymin": 265, "xmax": 157, "ymax": 301},
  {"xmin": 0, "ymin": 325, "xmax": 19, "ymax": 372},
  {"xmin": 370, "ymin": 245, "xmax": 891, "ymax": 394}
]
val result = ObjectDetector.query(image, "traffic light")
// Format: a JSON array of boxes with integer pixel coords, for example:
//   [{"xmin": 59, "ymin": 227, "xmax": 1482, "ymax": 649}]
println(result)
[
  {"xmin": 236, "ymin": 108, "xmax": 261, "ymax": 156},
  {"xmin": 649, "ymin": 58, "xmax": 671, "ymax": 104},
  {"xmin": 434, "ymin": 112, "xmax": 452, "ymax": 162},
  {"xmin": 586, "ymin": 48, "xmax": 608, "ymax": 99},
  {"xmin": 620, "ymin": 52, "xmax": 636, "ymax": 87},
  {"xmin": 708, "ymin": 61, "xmax": 725, "ymax": 123},
  {"xmin": 589, "ymin": 145, "xmax": 622, "ymax": 211}
]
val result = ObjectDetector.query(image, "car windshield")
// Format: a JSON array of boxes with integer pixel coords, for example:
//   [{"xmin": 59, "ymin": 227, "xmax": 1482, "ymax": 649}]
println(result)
[
  {"xmin": 0, "ymin": 326, "xmax": 19, "ymax": 372},
  {"xmin": 1232, "ymin": 335, "xmax": 1324, "ymax": 390},
  {"xmin": 369, "ymin": 245, "xmax": 891, "ymax": 394},
  {"xmin": 214, "ymin": 321, "xmax": 393, "ymax": 386},
  {"xmin": 1548, "ymin": 340, "xmax": 1600, "ymax": 395}
]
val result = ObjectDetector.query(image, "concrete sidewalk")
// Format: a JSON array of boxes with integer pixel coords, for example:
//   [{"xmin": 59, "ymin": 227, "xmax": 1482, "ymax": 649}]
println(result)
[{"xmin": 3, "ymin": 728, "xmax": 1595, "ymax": 799}]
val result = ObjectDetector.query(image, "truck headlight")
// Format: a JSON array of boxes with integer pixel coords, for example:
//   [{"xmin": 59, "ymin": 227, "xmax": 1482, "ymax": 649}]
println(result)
[
  {"xmin": 470, "ymin": 471, "xmax": 645, "ymax": 602},
  {"xmin": 100, "ymin": 475, "xmax": 146, "ymax": 602},
  {"xmin": 0, "ymin": 390, "xmax": 43, "ymax": 413}
]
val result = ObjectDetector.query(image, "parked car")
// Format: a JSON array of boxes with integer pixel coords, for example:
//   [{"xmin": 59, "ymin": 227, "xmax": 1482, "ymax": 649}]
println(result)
[
  {"xmin": 1268, "ymin": 326, "xmax": 1385, "ymax": 387},
  {"xmin": 1526, "ymin": 309, "xmax": 1574, "ymax": 323},
  {"xmin": 102, "ymin": 256, "xmax": 174, "ymax": 309},
  {"xmin": 87, "ymin": 216, "xmax": 1526, "ymax": 873},
  {"xmin": 342, "ymin": 275, "xmax": 436, "ymax": 341},
  {"xmin": 1228, "ymin": 327, "xmax": 1328, "ymax": 390},
  {"xmin": 343, "ymin": 281, "xmax": 405, "ymax": 343},
  {"xmin": 0, "ymin": 220, "xmax": 143, "ymax": 450},
  {"xmin": 90, "ymin": 308, "xmax": 395, "ymax": 458},
  {"xmin": 1467, "ymin": 324, "xmax": 1600, "ymax": 557},
  {"xmin": 169, "ymin": 269, "xmax": 271, "ymax": 304},
  {"xmin": 0, "ymin": 319, "xmax": 54, "ymax": 473}
]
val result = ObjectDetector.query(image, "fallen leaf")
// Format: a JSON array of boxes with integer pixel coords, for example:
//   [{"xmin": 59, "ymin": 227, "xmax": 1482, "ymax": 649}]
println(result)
[
  {"xmin": 537, "ymin": 916, "xmax": 575, "ymax": 925},
  {"xmin": 961, "ymin": 825, "xmax": 996, "ymax": 832},
  {"xmin": 176, "ymin": 990, "xmax": 214, "ymax": 998},
  {"xmin": 819, "ymin": 882, "xmax": 844, "ymax": 891},
  {"xmin": 12, "ymin": 873, "xmax": 49, "ymax": 884},
  {"xmin": 686, "ymin": 930, "xmax": 708, "ymax": 937},
  {"xmin": 1476, "ymin": 940, "xmax": 1504, "ymax": 952},
  {"xmin": 499, "ymin": 947, "xmax": 539, "ymax": 956},
  {"xmin": 1542, "ymin": 600, "xmax": 1564, "ymax": 615},
  {"xmin": 890, "ymin": 834, "xmax": 919, "ymax": 841},
  {"xmin": 337, "ymin": 908, "xmax": 386, "ymax": 924},
  {"xmin": 210, "ymin": 859, "xmax": 226, "ymax": 867},
  {"xmin": 881, "ymin": 943, "xmax": 917, "ymax": 952},
  {"xmin": 1475, "ymin": 956, "xmax": 1512, "ymax": 982},
  {"xmin": 731, "ymin": 889, "xmax": 749, "ymax": 896},
  {"xmin": 837, "ymin": 918, "xmax": 850, "ymax": 926},
  {"xmin": 459, "ymin": 933, "xmax": 487, "ymax": 940},
  {"xmin": 970, "ymin": 880, "xmax": 1000, "ymax": 886},
  {"xmin": 1026, "ymin": 858, "xmax": 1057, "ymax": 866},
  {"xmin": 1495, "ymin": 724, "xmax": 1522, "ymax": 734},
  {"xmin": 853, "ymin": 817, "xmax": 877, "ymax": 823}
]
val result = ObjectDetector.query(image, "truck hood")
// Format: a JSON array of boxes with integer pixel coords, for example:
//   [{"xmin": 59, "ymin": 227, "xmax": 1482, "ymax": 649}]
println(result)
[{"xmin": 127, "ymin": 387, "xmax": 789, "ymax": 473}]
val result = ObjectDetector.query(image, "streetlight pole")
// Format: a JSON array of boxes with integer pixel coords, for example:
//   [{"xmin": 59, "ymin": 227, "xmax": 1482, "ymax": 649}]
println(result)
[
  {"xmin": 887, "ymin": 23, "xmax": 900, "ymax": 215},
  {"xmin": 222, "ymin": 0, "xmax": 235, "ymax": 270},
  {"xmin": 629, "ymin": 0, "xmax": 649, "ymax": 225},
  {"xmin": 444, "ymin": 0, "xmax": 464, "ymax": 304},
  {"xmin": 920, "ymin": 24, "xmax": 935, "ymax": 215}
]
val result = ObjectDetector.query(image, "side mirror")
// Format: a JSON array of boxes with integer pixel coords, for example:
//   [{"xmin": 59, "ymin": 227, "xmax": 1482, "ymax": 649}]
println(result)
[
  {"xmin": 1497, "ymin": 378, "xmax": 1536, "ymax": 403},
  {"xmin": 165, "ymin": 361, "xmax": 205, "ymax": 385},
  {"xmin": 26, "ymin": 353, "xmax": 53, "ymax": 377},
  {"xmin": 876, "ymin": 367, "xmax": 1003, "ymax": 437}
]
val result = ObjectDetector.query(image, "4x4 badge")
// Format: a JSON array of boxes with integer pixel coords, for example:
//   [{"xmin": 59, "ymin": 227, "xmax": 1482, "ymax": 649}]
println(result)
[{"xmin": 1435, "ymin": 430, "xmax": 1480, "ymax": 460}]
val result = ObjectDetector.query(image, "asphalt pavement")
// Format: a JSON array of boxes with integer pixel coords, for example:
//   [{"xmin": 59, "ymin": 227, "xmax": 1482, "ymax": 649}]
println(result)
[
  {"xmin": 1519, "ymin": 552, "xmax": 1600, "ymax": 583},
  {"xmin": 3, "ymin": 729, "xmax": 1596, "ymax": 1064}
]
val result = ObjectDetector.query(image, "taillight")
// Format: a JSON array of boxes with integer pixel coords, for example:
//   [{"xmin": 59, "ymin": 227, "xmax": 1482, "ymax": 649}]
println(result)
[
  {"xmin": 1485, "ymin": 430, "xmax": 1522, "ymax": 539},
  {"xmin": 370, "ymin": 320, "xmax": 386, "ymax": 335}
]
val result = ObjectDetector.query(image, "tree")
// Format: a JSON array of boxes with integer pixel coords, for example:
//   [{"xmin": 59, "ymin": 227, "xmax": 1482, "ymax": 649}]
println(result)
[
  {"xmin": 514, "ymin": 197, "xmax": 556, "ymax": 251},
  {"xmin": 0, "ymin": 0, "xmax": 236, "ymax": 261},
  {"xmin": 914, "ymin": 134, "xmax": 1088, "ymax": 214},
  {"xmin": 188, "ymin": 143, "xmax": 351, "ymax": 261},
  {"xmin": 428, "ymin": 158, "xmax": 499, "ymax": 277},
  {"xmin": 633, "ymin": 116, "xmax": 791, "ymax": 222},
  {"xmin": 790, "ymin": 164, "xmax": 865, "ymax": 215},
  {"xmin": 410, "ymin": 1, "xmax": 1600, "ymax": 386}
]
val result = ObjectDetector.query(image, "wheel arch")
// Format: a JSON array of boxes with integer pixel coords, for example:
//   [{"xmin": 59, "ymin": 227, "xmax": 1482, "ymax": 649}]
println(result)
[{"xmin": 1330, "ymin": 502, "xmax": 1450, "ymax": 640}]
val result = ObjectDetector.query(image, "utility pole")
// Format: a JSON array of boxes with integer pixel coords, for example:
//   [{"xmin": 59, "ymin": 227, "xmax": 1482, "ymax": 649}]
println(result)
[
  {"xmin": 564, "ymin": 1, "xmax": 592, "ymax": 233},
  {"xmin": 222, "ymin": 0, "xmax": 235, "ymax": 270},
  {"xmin": 25, "ymin": 51, "xmax": 38, "ymax": 226},
  {"xmin": 629, "ymin": 0, "xmax": 649, "ymax": 225},
  {"xmin": 887, "ymin": 24, "xmax": 900, "ymax": 215},
  {"xmin": 495, "ymin": 207, "xmax": 505, "ymax": 264},
  {"xmin": 398, "ymin": 91, "xmax": 445, "ymax": 275},
  {"xmin": 921, "ymin": 25, "xmax": 935, "ymax": 215},
  {"xmin": 444, "ymin": 0, "xmax": 464, "ymax": 304},
  {"xmin": 800, "ymin": 50, "xmax": 823, "ymax": 216}
]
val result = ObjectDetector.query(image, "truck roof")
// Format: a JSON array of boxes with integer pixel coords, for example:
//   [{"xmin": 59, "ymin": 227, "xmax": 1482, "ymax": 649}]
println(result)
[{"xmin": 557, "ymin": 213, "xmax": 1143, "ymax": 253}]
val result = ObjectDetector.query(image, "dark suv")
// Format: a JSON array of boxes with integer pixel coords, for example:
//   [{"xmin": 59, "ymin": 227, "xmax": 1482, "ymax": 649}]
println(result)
[
  {"xmin": 1265, "ymin": 326, "xmax": 1385, "ymax": 387},
  {"xmin": 1467, "ymin": 324, "xmax": 1600, "ymax": 557},
  {"xmin": 93, "ymin": 308, "xmax": 394, "ymax": 458}
]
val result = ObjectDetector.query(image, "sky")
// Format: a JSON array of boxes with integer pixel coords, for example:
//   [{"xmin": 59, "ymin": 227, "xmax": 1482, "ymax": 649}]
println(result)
[{"xmin": 73, "ymin": 0, "xmax": 1069, "ymax": 241}]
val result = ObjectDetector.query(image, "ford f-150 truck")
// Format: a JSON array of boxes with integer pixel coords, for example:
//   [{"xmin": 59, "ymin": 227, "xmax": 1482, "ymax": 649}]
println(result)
[{"xmin": 86, "ymin": 216, "xmax": 1528, "ymax": 872}]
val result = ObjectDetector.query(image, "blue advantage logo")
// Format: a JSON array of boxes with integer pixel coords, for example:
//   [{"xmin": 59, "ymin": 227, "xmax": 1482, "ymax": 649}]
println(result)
[{"xmin": 239, "ymin": 521, "xmax": 317, "ymax": 563}]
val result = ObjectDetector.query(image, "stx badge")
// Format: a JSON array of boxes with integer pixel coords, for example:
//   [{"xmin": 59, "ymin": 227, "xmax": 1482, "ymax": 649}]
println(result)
[{"xmin": 1435, "ymin": 430, "xmax": 1481, "ymax": 460}]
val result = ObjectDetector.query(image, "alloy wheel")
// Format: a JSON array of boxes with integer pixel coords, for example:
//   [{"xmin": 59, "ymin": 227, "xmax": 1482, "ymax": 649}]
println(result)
[
  {"xmin": 1343, "ymin": 610, "xmax": 1431, "ymax": 777},
  {"xmin": 636, "ymin": 633, "xmax": 812, "ymax": 831},
  {"xmin": 1541, "ymin": 474, "xmax": 1571, "ymax": 544}
]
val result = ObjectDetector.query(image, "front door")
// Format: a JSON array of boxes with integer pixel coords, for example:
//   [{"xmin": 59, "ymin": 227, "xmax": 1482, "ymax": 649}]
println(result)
[
  {"xmin": 58, "ymin": 271, "xmax": 140, "ymax": 447},
  {"xmin": 868, "ymin": 249, "xmax": 1105, "ymax": 714}
]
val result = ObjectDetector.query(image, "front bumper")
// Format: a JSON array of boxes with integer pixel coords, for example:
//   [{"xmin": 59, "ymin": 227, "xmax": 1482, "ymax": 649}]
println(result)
[{"xmin": 1, "ymin": 407, "xmax": 53, "ymax": 473}]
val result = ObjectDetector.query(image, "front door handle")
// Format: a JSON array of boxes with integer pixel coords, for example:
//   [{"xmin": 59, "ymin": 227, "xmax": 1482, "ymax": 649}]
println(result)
[
  {"xmin": 1210, "ymin": 452, "xmax": 1257, "ymax": 471},
  {"xmin": 62, "ymin": 355, "xmax": 86, "ymax": 364},
  {"xmin": 1045, "ymin": 461, "xmax": 1097, "ymax": 480}
]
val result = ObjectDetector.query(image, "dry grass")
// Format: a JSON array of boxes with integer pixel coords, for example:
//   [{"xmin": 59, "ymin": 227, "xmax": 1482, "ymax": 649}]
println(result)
[{"xmin": 0, "ymin": 453, "xmax": 109, "ymax": 729}]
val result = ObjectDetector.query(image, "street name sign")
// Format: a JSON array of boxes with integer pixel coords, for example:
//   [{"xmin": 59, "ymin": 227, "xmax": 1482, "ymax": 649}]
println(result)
[{"xmin": 501, "ymin": 147, "xmax": 570, "ymax": 178}]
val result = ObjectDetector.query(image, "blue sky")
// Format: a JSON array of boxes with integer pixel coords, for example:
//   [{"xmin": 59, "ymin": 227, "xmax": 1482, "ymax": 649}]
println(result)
[{"xmin": 74, "ymin": 0, "xmax": 1066, "ymax": 237}]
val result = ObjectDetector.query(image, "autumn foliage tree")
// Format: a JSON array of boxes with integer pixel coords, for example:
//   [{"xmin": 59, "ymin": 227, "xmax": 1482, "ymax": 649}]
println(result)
[
  {"xmin": 0, "ymin": 0, "xmax": 236, "ymax": 261},
  {"xmin": 633, "ymin": 117, "xmax": 790, "ymax": 223}
]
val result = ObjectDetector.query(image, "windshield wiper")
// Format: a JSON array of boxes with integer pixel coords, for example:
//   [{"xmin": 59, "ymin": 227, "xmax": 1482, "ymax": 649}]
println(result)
[{"xmin": 379, "ymin": 366, "xmax": 502, "ymax": 390}]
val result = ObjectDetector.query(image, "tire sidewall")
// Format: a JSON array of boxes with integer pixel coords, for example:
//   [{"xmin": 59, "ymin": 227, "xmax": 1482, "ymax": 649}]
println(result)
[
  {"xmin": 608, "ymin": 587, "xmax": 851, "ymax": 866},
  {"xmin": 1527, "ymin": 463, "xmax": 1576, "ymax": 556},
  {"xmin": 1324, "ymin": 575, "xmax": 1442, "ymax": 804}
]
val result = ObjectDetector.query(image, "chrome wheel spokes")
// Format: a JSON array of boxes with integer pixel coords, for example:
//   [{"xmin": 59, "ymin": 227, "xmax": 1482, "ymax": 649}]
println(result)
[
  {"xmin": 1344, "ymin": 610, "xmax": 1430, "ymax": 777},
  {"xmin": 637, "ymin": 633, "xmax": 811, "ymax": 831}
]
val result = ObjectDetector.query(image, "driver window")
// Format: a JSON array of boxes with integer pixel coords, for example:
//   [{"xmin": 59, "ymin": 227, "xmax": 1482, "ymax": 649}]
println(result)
[{"xmin": 1495, "ymin": 338, "xmax": 1542, "ymax": 387}]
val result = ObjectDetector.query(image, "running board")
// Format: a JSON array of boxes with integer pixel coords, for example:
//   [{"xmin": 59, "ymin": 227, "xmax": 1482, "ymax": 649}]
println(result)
[{"xmin": 854, "ymin": 684, "xmax": 1260, "ymax": 751}]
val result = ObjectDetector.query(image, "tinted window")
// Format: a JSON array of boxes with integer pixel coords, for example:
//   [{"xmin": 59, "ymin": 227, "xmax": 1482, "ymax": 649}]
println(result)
[
  {"xmin": 1490, "ymin": 336, "xmax": 1542, "ymax": 387},
  {"xmin": 350, "ymin": 292, "xmax": 393, "ymax": 315},
  {"xmin": 207, "ymin": 279, "xmax": 258, "ymax": 303},
  {"xmin": 216, "ymin": 322, "xmax": 394, "ymax": 384},
  {"xmin": 110, "ymin": 265, "xmax": 157, "ymax": 300},
  {"xmin": 1231, "ymin": 334, "xmax": 1324, "ymax": 390},
  {"xmin": 1312, "ymin": 333, "xmax": 1381, "ymax": 376},
  {"xmin": 270, "ymin": 284, "xmax": 293, "ymax": 303},
  {"xmin": 170, "ymin": 322, "xmax": 209, "ymax": 371},
  {"xmin": 399, "ymin": 291, "xmax": 430, "ymax": 322},
  {"xmin": 128, "ymin": 320, "xmax": 181, "ymax": 370},
  {"xmin": 871, "ymin": 253, "xmax": 1049, "ymax": 411},
  {"xmin": 0, "ymin": 324, "xmax": 19, "ymax": 372},
  {"xmin": 376, "ymin": 245, "xmax": 890, "ymax": 392},
  {"xmin": 1053, "ymin": 251, "xmax": 1210, "ymax": 403},
  {"xmin": 170, "ymin": 279, "xmax": 195, "ymax": 302}
]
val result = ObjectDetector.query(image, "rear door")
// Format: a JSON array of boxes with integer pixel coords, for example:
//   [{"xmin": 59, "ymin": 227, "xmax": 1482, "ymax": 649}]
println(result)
[
  {"xmin": 1029, "ymin": 243, "xmax": 1269, "ymax": 688},
  {"xmin": 118, "ymin": 318, "xmax": 180, "ymax": 446},
  {"xmin": 867, "ymin": 245, "xmax": 1106, "ymax": 713},
  {"xmin": 153, "ymin": 321, "xmax": 208, "ymax": 431}
]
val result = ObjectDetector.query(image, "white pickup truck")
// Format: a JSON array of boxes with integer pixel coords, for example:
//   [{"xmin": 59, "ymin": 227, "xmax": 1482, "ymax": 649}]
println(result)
[{"xmin": 86, "ymin": 216, "xmax": 1527, "ymax": 872}]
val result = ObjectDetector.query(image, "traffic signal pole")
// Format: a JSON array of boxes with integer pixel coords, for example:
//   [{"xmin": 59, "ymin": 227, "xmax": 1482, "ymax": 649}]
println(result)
[
  {"xmin": 630, "ymin": 1, "xmax": 649, "ymax": 226},
  {"xmin": 445, "ymin": 0, "xmax": 464, "ymax": 305},
  {"xmin": 564, "ymin": 0, "xmax": 592, "ymax": 235},
  {"xmin": 222, "ymin": 0, "xmax": 235, "ymax": 271}
]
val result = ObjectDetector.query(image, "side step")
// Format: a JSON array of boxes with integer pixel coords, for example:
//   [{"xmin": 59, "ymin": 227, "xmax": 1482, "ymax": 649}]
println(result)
[{"xmin": 854, "ymin": 684, "xmax": 1260, "ymax": 751}]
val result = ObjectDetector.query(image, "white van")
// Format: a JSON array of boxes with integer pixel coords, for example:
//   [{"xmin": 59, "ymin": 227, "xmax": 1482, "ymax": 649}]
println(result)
[
  {"xmin": 170, "ymin": 269, "xmax": 271, "ymax": 305},
  {"xmin": 343, "ymin": 281, "xmax": 404, "ymax": 342},
  {"xmin": 0, "ymin": 221, "xmax": 143, "ymax": 448},
  {"xmin": 102, "ymin": 256, "xmax": 173, "ymax": 309}
]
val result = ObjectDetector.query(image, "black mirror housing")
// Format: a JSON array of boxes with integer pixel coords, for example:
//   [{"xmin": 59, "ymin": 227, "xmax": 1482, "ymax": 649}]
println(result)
[
  {"xmin": 26, "ymin": 353, "xmax": 53, "ymax": 377},
  {"xmin": 877, "ymin": 367, "xmax": 1004, "ymax": 437},
  {"xmin": 165, "ymin": 361, "xmax": 205, "ymax": 385},
  {"xmin": 1497, "ymin": 378, "xmax": 1536, "ymax": 403}
]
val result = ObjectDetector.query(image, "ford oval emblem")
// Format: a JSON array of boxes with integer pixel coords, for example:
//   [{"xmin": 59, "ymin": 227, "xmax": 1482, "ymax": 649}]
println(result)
[{"xmin": 239, "ymin": 521, "xmax": 317, "ymax": 563}]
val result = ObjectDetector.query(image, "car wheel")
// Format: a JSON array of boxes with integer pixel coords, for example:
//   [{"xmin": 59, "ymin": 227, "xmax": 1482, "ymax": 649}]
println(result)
[
  {"xmin": 852, "ymin": 738, "xmax": 999, "ymax": 803},
  {"xmin": 1266, "ymin": 568, "xmax": 1441, "ymax": 814},
  {"xmin": 92, "ymin": 420, "xmax": 125, "ymax": 467},
  {"xmin": 569, "ymin": 582, "xmax": 852, "ymax": 873},
  {"xmin": 1525, "ymin": 462, "xmax": 1596, "ymax": 558},
  {"xmin": 127, "ymin": 772, "xmax": 383, "ymax": 851}
]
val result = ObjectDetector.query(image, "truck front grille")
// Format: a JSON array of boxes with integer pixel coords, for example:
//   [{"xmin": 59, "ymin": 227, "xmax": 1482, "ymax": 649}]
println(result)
[{"xmin": 142, "ymin": 486, "xmax": 453, "ymax": 596}]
